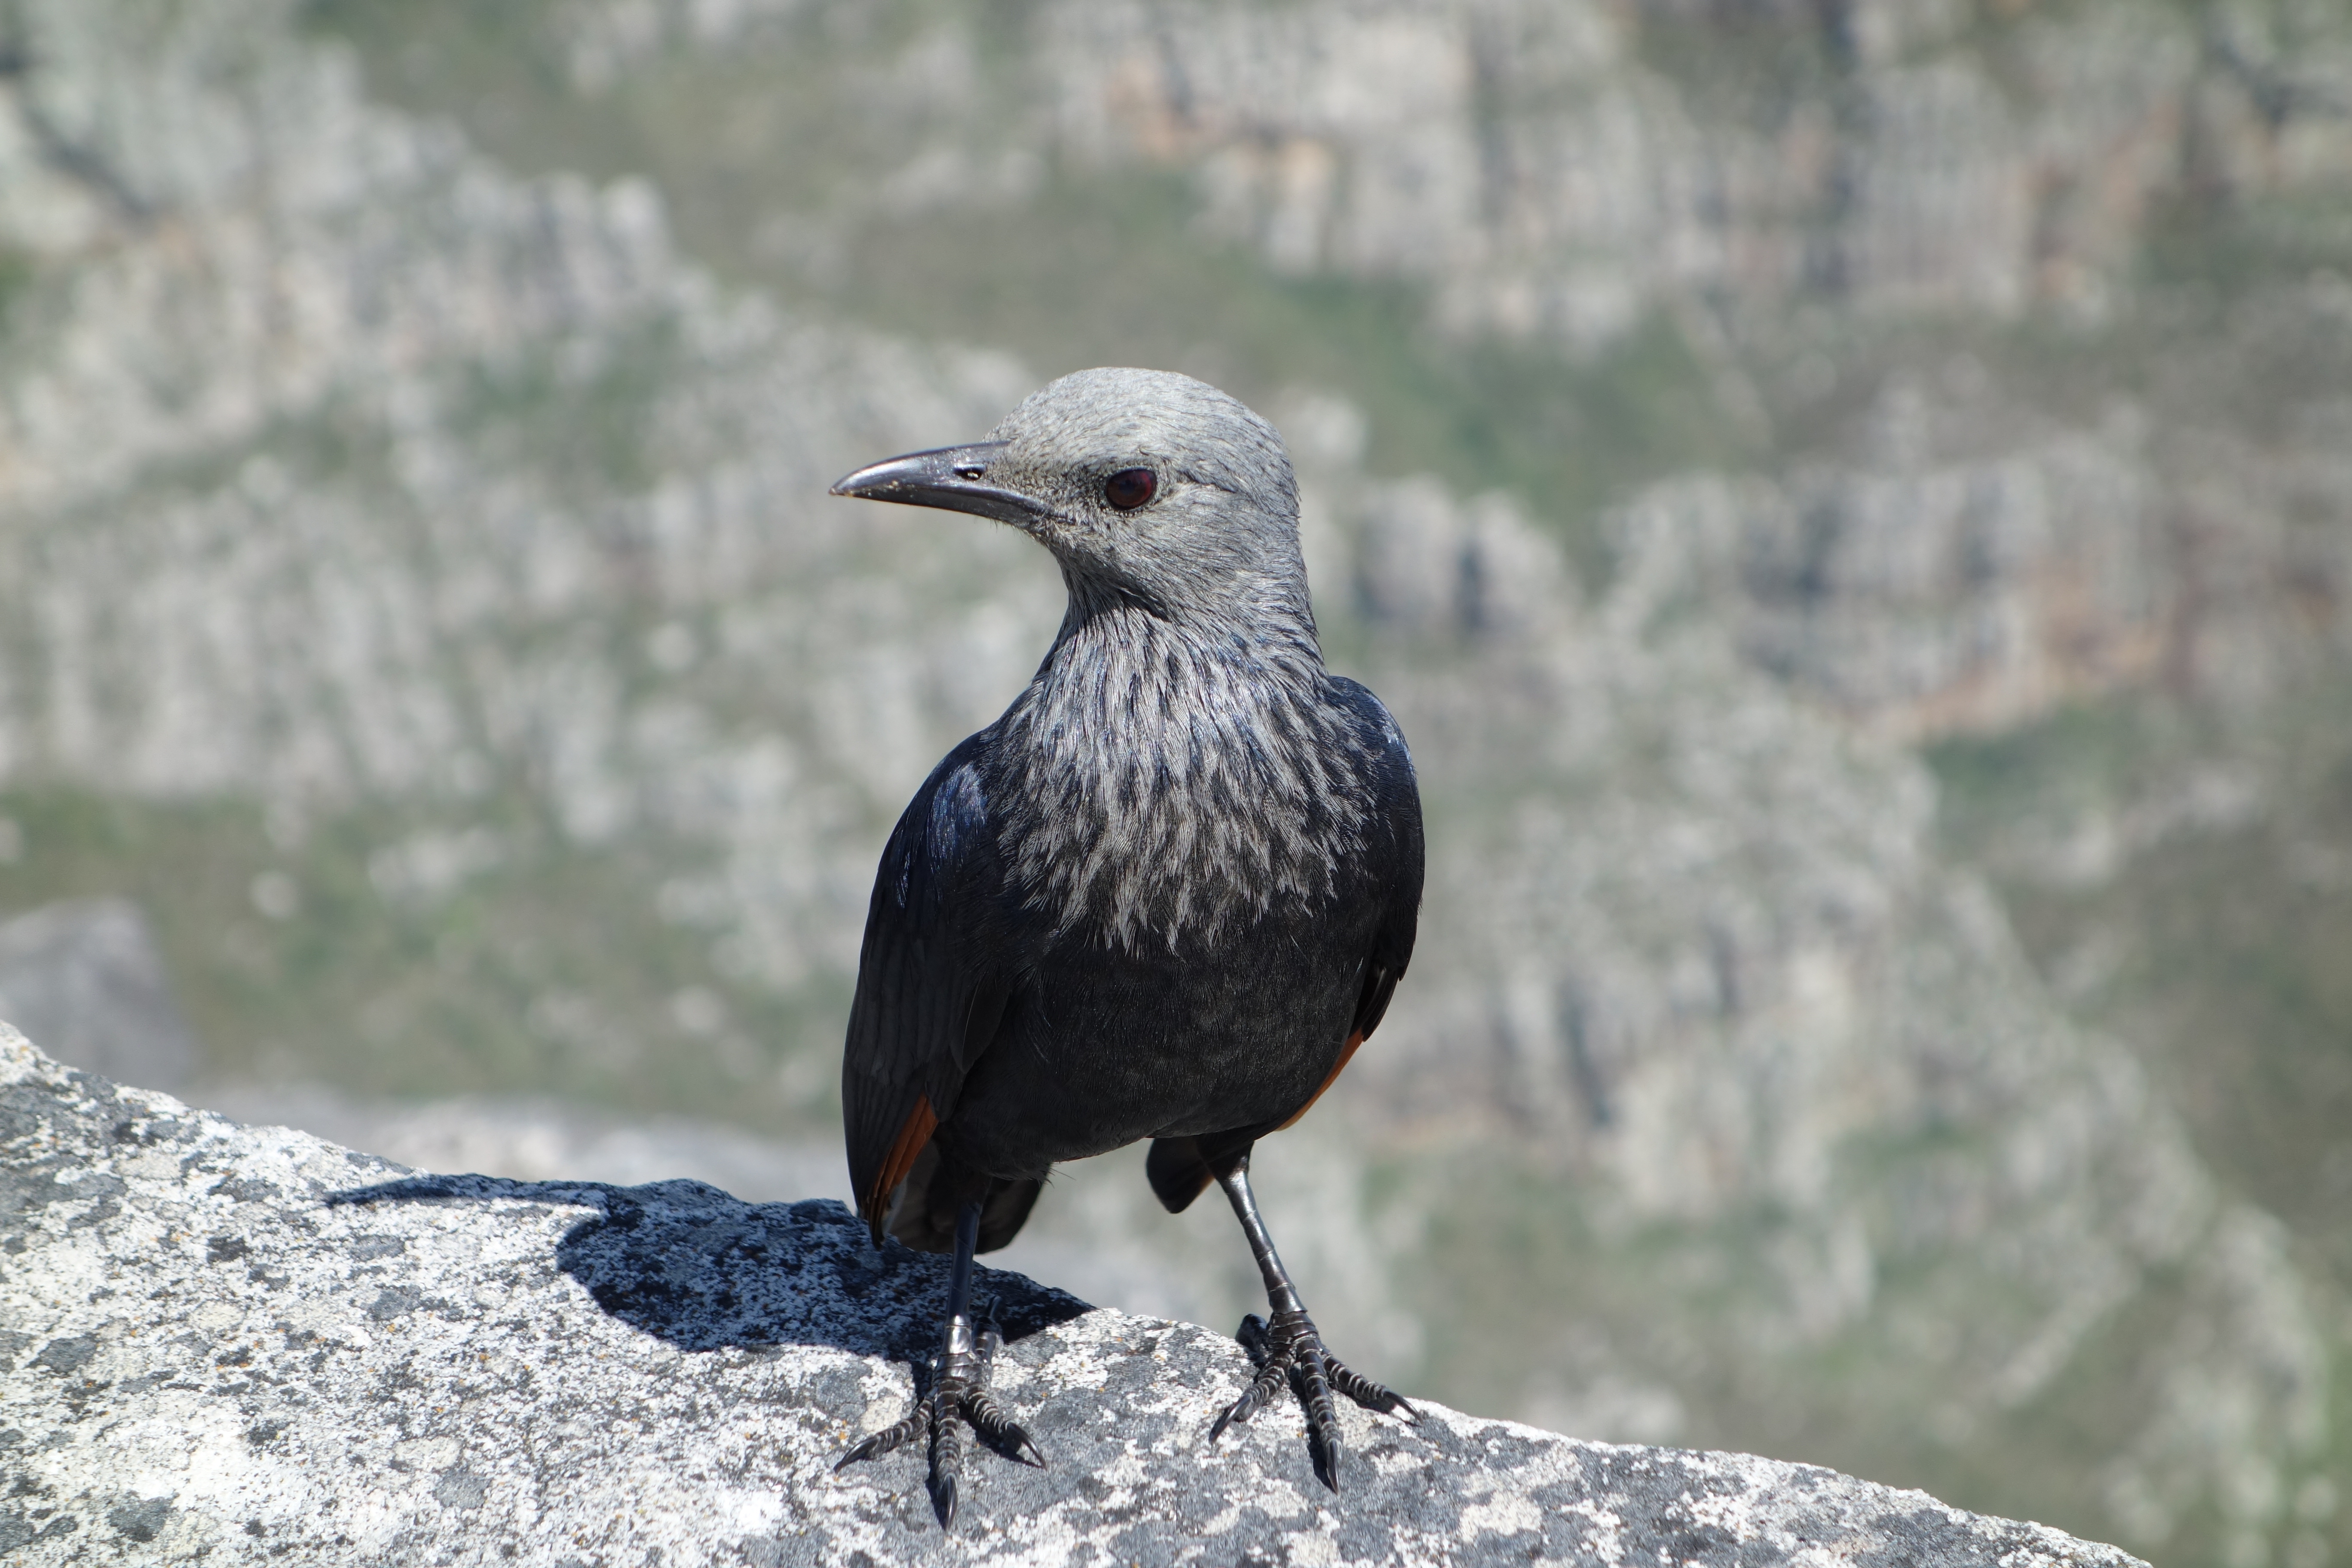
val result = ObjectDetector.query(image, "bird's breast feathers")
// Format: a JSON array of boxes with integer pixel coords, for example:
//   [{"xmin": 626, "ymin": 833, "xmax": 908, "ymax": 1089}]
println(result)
[{"xmin": 990, "ymin": 630, "xmax": 1388, "ymax": 953}]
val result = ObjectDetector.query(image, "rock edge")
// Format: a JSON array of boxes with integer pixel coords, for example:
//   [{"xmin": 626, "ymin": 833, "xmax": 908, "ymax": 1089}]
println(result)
[{"xmin": 0, "ymin": 1029, "xmax": 2145, "ymax": 1567}]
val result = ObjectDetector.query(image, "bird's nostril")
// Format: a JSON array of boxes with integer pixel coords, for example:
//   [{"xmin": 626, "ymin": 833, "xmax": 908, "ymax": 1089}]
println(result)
[{"xmin": 953, "ymin": 463, "xmax": 989, "ymax": 480}]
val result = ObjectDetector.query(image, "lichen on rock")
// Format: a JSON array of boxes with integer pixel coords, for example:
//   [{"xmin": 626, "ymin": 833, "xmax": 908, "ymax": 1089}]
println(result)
[{"xmin": 0, "ymin": 1028, "xmax": 2145, "ymax": 1566}]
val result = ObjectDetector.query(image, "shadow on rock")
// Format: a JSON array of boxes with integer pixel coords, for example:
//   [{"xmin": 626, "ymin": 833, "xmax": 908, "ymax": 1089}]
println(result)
[{"xmin": 327, "ymin": 1175, "xmax": 1091, "ymax": 1364}]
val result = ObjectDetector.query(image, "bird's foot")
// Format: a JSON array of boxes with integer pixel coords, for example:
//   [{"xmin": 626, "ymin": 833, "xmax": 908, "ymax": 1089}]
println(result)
[
  {"xmin": 1210, "ymin": 1306, "xmax": 1415, "ymax": 1491},
  {"xmin": 835, "ymin": 1308, "xmax": 1044, "ymax": 1527}
]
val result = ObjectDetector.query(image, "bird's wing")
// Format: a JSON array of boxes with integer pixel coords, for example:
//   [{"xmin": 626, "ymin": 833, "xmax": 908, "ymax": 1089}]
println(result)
[
  {"xmin": 1335, "ymin": 674, "xmax": 1423, "ymax": 1042},
  {"xmin": 841, "ymin": 736, "xmax": 1013, "ymax": 1241},
  {"xmin": 1274, "ymin": 677, "xmax": 1424, "ymax": 1128}
]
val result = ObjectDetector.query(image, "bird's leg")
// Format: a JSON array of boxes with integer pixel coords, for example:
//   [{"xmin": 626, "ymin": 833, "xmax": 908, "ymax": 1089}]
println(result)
[
  {"xmin": 1208, "ymin": 1154, "xmax": 1414, "ymax": 1492},
  {"xmin": 833, "ymin": 1200, "xmax": 1044, "ymax": 1527}
]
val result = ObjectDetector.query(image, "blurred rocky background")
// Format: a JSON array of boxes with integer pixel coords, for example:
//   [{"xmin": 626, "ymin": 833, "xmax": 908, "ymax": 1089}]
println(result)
[{"xmin": 0, "ymin": 0, "xmax": 2347, "ymax": 1563}]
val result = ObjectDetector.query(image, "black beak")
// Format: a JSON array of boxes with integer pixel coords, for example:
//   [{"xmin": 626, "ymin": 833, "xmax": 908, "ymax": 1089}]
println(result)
[{"xmin": 829, "ymin": 441, "xmax": 1044, "ymax": 526}]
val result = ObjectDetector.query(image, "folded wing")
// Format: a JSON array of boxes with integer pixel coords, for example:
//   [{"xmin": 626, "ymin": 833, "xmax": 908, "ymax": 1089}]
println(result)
[{"xmin": 842, "ymin": 738, "xmax": 1014, "ymax": 1243}]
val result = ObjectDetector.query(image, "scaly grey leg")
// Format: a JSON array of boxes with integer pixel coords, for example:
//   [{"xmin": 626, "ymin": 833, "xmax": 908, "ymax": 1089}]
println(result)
[
  {"xmin": 834, "ymin": 1201, "xmax": 1044, "ymax": 1526},
  {"xmin": 1208, "ymin": 1155, "xmax": 1414, "ymax": 1491}
]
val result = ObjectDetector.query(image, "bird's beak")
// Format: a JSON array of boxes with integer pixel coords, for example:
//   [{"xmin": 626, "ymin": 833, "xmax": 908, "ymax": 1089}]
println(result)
[{"xmin": 828, "ymin": 441, "xmax": 1045, "ymax": 527}]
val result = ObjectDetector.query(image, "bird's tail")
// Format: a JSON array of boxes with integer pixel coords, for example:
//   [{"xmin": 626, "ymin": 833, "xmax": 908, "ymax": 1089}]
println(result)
[
  {"xmin": 883, "ymin": 1141, "xmax": 1043, "ymax": 1253},
  {"xmin": 1145, "ymin": 1134, "xmax": 1251, "ymax": 1213}
]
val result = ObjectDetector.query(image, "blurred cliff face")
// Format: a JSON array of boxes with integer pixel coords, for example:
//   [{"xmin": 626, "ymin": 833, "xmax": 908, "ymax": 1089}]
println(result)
[{"xmin": 0, "ymin": 3, "xmax": 2347, "ymax": 1566}]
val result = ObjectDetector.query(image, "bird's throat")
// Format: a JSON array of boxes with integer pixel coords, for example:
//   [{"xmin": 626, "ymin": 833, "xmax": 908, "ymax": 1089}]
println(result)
[{"xmin": 995, "ymin": 604, "xmax": 1368, "ymax": 952}]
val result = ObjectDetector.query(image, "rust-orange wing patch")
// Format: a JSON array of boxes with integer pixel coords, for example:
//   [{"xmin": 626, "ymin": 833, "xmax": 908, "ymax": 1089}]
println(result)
[
  {"xmin": 866, "ymin": 1095, "xmax": 938, "ymax": 1225},
  {"xmin": 1275, "ymin": 1030, "xmax": 1363, "ymax": 1132}
]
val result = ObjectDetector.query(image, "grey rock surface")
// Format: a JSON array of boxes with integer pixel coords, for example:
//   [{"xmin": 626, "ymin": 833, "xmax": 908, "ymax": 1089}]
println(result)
[{"xmin": 0, "ymin": 1030, "xmax": 2146, "ymax": 1568}]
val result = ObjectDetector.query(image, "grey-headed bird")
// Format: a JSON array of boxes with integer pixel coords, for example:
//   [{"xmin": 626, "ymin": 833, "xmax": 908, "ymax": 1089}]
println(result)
[{"xmin": 829, "ymin": 368, "xmax": 1423, "ymax": 1525}]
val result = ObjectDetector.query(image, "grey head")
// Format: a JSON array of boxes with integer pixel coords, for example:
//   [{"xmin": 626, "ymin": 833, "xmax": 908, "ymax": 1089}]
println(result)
[{"xmin": 831, "ymin": 368, "xmax": 1313, "ymax": 637}]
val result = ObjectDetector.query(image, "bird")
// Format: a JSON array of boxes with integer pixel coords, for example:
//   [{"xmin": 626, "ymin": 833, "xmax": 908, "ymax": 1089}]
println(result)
[{"xmin": 826, "ymin": 367, "xmax": 1424, "ymax": 1526}]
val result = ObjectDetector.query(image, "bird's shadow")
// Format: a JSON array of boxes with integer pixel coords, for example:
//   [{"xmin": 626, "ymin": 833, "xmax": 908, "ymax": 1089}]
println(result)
[{"xmin": 325, "ymin": 1174, "xmax": 1090, "ymax": 1367}]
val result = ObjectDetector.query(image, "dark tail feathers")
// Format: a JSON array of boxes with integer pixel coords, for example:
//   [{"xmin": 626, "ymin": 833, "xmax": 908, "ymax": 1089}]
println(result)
[
  {"xmin": 1145, "ymin": 1134, "xmax": 1253, "ymax": 1214},
  {"xmin": 883, "ymin": 1142, "xmax": 1043, "ymax": 1253}
]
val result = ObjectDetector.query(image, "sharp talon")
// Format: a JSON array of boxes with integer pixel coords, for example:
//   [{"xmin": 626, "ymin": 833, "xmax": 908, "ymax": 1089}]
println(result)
[
  {"xmin": 1213, "ymin": 1302, "xmax": 1410, "ymax": 1483},
  {"xmin": 968, "ymin": 1391, "xmax": 1046, "ymax": 1467},
  {"xmin": 1312, "ymin": 1439, "xmax": 1342, "ymax": 1494},
  {"xmin": 840, "ymin": 1314, "xmax": 1033, "ymax": 1527},
  {"xmin": 835, "ymin": 1400, "xmax": 929, "ymax": 1470},
  {"xmin": 1293, "ymin": 1345, "xmax": 1346, "ymax": 1491},
  {"xmin": 1323, "ymin": 1353, "xmax": 1414, "ymax": 1418},
  {"xmin": 1212, "ymin": 1348, "xmax": 1286, "ymax": 1444},
  {"xmin": 1307, "ymin": 1412, "xmax": 1343, "ymax": 1494}
]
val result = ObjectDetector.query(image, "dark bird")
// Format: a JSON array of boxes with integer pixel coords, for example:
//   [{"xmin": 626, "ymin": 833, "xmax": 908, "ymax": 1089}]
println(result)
[{"xmin": 827, "ymin": 368, "xmax": 1423, "ymax": 1524}]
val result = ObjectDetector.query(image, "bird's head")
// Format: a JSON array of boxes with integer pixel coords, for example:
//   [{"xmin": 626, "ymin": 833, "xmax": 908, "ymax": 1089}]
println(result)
[{"xmin": 831, "ymin": 368, "xmax": 1311, "ymax": 631}]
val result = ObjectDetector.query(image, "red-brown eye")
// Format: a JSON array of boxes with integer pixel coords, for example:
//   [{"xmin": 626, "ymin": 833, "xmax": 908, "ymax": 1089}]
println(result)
[{"xmin": 1104, "ymin": 469, "xmax": 1157, "ymax": 510}]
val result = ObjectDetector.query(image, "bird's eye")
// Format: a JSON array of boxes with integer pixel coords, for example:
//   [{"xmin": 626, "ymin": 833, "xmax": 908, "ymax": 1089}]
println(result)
[{"xmin": 1103, "ymin": 469, "xmax": 1157, "ymax": 511}]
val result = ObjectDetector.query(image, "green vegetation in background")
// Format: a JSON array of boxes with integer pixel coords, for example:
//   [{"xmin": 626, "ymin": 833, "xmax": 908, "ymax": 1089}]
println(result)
[
  {"xmin": 299, "ymin": 0, "xmax": 1757, "ymax": 585},
  {"xmin": 0, "ymin": 787, "xmax": 847, "ymax": 1133},
  {"xmin": 1926, "ymin": 695, "xmax": 2185, "ymax": 841},
  {"xmin": 447, "ymin": 315, "xmax": 678, "ymax": 502},
  {"xmin": 1412, "ymin": 1134, "xmax": 2346, "ymax": 1568},
  {"xmin": 2139, "ymin": 187, "xmax": 2352, "ymax": 295},
  {"xmin": 0, "ymin": 296, "xmax": 865, "ymax": 1130},
  {"xmin": 1929, "ymin": 677, "xmax": 2352, "ymax": 1302},
  {"xmin": 1926, "ymin": 678, "xmax": 2352, "ymax": 1565},
  {"xmin": 1632, "ymin": 5, "xmax": 1843, "ymax": 117},
  {"xmin": 816, "ymin": 176, "xmax": 1746, "ymax": 581},
  {"xmin": 0, "ymin": 247, "xmax": 38, "ymax": 332}
]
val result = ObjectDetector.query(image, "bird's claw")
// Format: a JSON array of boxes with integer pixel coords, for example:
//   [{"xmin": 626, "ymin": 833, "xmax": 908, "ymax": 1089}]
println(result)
[
  {"xmin": 965, "ymin": 1384, "xmax": 1048, "ymax": 1467},
  {"xmin": 834, "ymin": 1308, "xmax": 1043, "ymax": 1527},
  {"xmin": 1210, "ymin": 1307, "xmax": 1414, "ymax": 1491}
]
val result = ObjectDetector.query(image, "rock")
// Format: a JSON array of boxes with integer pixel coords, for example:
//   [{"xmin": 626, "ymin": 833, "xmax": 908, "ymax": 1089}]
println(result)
[
  {"xmin": 0, "ymin": 1031, "xmax": 2145, "ymax": 1568},
  {"xmin": 0, "ymin": 900, "xmax": 198, "ymax": 1090},
  {"xmin": 564, "ymin": 0, "xmax": 2349, "ymax": 341}
]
